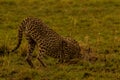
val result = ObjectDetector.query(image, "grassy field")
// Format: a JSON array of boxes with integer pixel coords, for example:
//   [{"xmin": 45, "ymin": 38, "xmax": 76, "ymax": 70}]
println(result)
[{"xmin": 0, "ymin": 0, "xmax": 120, "ymax": 80}]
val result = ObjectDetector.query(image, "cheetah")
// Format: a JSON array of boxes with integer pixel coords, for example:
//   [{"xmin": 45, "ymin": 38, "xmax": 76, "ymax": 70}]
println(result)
[
  {"xmin": 62, "ymin": 37, "xmax": 81, "ymax": 62},
  {"xmin": 10, "ymin": 17, "xmax": 81, "ymax": 68}
]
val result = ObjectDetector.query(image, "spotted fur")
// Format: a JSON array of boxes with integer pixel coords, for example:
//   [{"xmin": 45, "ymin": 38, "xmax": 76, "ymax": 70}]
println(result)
[{"xmin": 62, "ymin": 37, "xmax": 81, "ymax": 62}]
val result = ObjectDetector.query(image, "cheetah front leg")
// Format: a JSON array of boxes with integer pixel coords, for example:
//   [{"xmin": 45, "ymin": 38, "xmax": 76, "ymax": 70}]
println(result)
[
  {"xmin": 58, "ymin": 40, "xmax": 69, "ymax": 63},
  {"xmin": 25, "ymin": 36, "xmax": 36, "ymax": 68},
  {"xmin": 58, "ymin": 52, "xmax": 65, "ymax": 63},
  {"xmin": 37, "ymin": 45, "xmax": 46, "ymax": 67},
  {"xmin": 58, "ymin": 40, "xmax": 67, "ymax": 63}
]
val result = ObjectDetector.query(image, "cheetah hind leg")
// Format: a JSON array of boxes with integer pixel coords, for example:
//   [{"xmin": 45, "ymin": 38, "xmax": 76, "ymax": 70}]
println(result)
[{"xmin": 25, "ymin": 37, "xmax": 36, "ymax": 68}]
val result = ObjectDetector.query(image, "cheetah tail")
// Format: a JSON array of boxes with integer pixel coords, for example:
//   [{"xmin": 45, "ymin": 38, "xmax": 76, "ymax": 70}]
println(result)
[{"xmin": 10, "ymin": 26, "xmax": 23, "ymax": 53}]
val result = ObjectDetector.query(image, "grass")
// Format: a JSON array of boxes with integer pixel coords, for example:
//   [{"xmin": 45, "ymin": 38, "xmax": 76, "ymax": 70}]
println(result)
[{"xmin": 0, "ymin": 0, "xmax": 120, "ymax": 80}]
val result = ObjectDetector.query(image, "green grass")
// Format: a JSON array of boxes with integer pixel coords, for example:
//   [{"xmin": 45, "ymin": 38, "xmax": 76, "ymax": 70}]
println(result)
[{"xmin": 0, "ymin": 0, "xmax": 120, "ymax": 80}]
